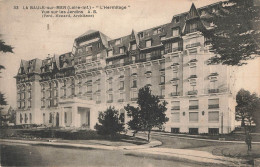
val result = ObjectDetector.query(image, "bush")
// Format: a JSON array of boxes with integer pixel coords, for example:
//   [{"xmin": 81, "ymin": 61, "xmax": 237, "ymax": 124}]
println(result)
[{"xmin": 95, "ymin": 106, "xmax": 125, "ymax": 137}]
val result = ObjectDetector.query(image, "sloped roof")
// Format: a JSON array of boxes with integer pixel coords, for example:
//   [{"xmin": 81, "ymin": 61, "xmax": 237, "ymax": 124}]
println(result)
[{"xmin": 77, "ymin": 30, "xmax": 99, "ymax": 39}]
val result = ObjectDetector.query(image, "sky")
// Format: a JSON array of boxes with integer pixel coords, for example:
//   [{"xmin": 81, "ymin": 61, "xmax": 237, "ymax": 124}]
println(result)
[{"xmin": 0, "ymin": 0, "xmax": 259, "ymax": 107}]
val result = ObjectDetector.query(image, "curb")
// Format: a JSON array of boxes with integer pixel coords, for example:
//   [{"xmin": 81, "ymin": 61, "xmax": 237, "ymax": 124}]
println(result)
[
  {"xmin": 0, "ymin": 138, "xmax": 162, "ymax": 151},
  {"xmin": 151, "ymin": 132, "xmax": 260, "ymax": 144}
]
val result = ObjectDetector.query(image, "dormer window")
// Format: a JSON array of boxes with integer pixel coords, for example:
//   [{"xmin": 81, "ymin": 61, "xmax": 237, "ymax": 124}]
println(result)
[
  {"xmin": 172, "ymin": 28, "xmax": 179, "ymax": 37},
  {"xmin": 212, "ymin": 7, "xmax": 216, "ymax": 13},
  {"xmin": 131, "ymin": 43, "xmax": 137, "ymax": 50},
  {"xmin": 146, "ymin": 40, "xmax": 152, "ymax": 47},
  {"xmin": 97, "ymin": 53, "xmax": 101, "ymax": 59},
  {"xmin": 153, "ymin": 27, "xmax": 162, "ymax": 35},
  {"xmin": 119, "ymin": 47, "xmax": 125, "ymax": 54},
  {"xmin": 173, "ymin": 16, "xmax": 180, "ymax": 23},
  {"xmin": 97, "ymin": 43, "xmax": 101, "ymax": 48},
  {"xmin": 139, "ymin": 32, "xmax": 144, "ymax": 39},
  {"xmin": 115, "ymin": 39, "xmax": 121, "ymax": 45},
  {"xmin": 201, "ymin": 10, "xmax": 206, "ymax": 16},
  {"xmin": 108, "ymin": 50, "xmax": 113, "ymax": 57}
]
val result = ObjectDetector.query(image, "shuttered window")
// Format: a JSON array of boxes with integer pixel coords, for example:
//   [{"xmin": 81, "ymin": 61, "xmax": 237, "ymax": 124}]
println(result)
[
  {"xmin": 171, "ymin": 112, "xmax": 180, "ymax": 123},
  {"xmin": 208, "ymin": 111, "xmax": 219, "ymax": 122},
  {"xmin": 189, "ymin": 112, "xmax": 198, "ymax": 122}
]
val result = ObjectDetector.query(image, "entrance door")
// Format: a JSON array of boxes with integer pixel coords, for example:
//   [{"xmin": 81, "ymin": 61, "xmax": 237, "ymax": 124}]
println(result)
[{"xmin": 56, "ymin": 112, "xmax": 59, "ymax": 127}]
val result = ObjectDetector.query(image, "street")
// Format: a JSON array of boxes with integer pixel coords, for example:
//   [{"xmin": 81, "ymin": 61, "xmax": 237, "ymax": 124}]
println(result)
[{"xmin": 0, "ymin": 142, "xmax": 203, "ymax": 167}]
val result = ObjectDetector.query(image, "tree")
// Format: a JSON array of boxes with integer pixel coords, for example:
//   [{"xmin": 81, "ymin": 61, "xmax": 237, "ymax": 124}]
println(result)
[
  {"xmin": 0, "ymin": 39, "xmax": 14, "ymax": 120},
  {"xmin": 236, "ymin": 89, "xmax": 260, "ymax": 131},
  {"xmin": 94, "ymin": 106, "xmax": 125, "ymax": 137},
  {"xmin": 207, "ymin": 0, "xmax": 260, "ymax": 66},
  {"xmin": 125, "ymin": 86, "xmax": 168, "ymax": 142}
]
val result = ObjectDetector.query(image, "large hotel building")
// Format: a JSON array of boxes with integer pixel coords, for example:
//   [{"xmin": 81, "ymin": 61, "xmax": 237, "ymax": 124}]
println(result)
[{"xmin": 15, "ymin": 2, "xmax": 237, "ymax": 134}]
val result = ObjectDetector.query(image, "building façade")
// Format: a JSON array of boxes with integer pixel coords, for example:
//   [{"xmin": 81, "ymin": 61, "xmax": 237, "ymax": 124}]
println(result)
[{"xmin": 15, "ymin": 2, "xmax": 236, "ymax": 134}]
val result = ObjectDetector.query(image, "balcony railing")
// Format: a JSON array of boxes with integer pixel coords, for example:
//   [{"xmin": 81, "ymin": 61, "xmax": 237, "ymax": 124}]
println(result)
[
  {"xmin": 118, "ymin": 99, "xmax": 124, "ymax": 102},
  {"xmin": 131, "ymin": 98, "xmax": 138, "ymax": 101},
  {"xmin": 107, "ymin": 100, "xmax": 113, "ymax": 103},
  {"xmin": 208, "ymin": 104, "xmax": 219, "ymax": 109},
  {"xmin": 171, "ymin": 106, "xmax": 180, "ymax": 110},
  {"xmin": 187, "ymin": 90, "xmax": 198, "ymax": 95},
  {"xmin": 208, "ymin": 89, "xmax": 219, "ymax": 94},
  {"xmin": 171, "ymin": 92, "xmax": 180, "ymax": 96},
  {"xmin": 186, "ymin": 42, "xmax": 201, "ymax": 49},
  {"xmin": 189, "ymin": 105, "xmax": 199, "ymax": 110},
  {"xmin": 158, "ymin": 95, "xmax": 165, "ymax": 99},
  {"xmin": 189, "ymin": 75, "xmax": 197, "ymax": 79}
]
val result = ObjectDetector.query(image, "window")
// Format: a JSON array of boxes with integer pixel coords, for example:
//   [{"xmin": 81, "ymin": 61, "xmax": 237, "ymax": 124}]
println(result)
[
  {"xmin": 171, "ymin": 101, "xmax": 180, "ymax": 110},
  {"xmin": 208, "ymin": 99, "xmax": 219, "ymax": 109},
  {"xmin": 171, "ymin": 128, "xmax": 180, "ymax": 133},
  {"xmin": 160, "ymin": 75, "xmax": 165, "ymax": 84},
  {"xmin": 87, "ymin": 85, "xmax": 92, "ymax": 92},
  {"xmin": 20, "ymin": 113, "xmax": 23, "ymax": 123},
  {"xmin": 208, "ymin": 111, "xmax": 219, "ymax": 122},
  {"xmin": 171, "ymin": 112, "xmax": 180, "ymax": 122},
  {"xmin": 189, "ymin": 22, "xmax": 198, "ymax": 33},
  {"xmin": 28, "ymin": 92, "xmax": 31, "ymax": 98},
  {"xmin": 131, "ymin": 43, "xmax": 137, "ymax": 50},
  {"xmin": 29, "ymin": 113, "xmax": 32, "ymax": 123},
  {"xmin": 190, "ymin": 66, "xmax": 196, "ymax": 75},
  {"xmin": 139, "ymin": 32, "xmax": 144, "ymax": 38},
  {"xmin": 120, "ymin": 81, "xmax": 124, "ymax": 90},
  {"xmin": 132, "ymin": 80, "xmax": 137, "ymax": 88},
  {"xmin": 172, "ymin": 28, "xmax": 179, "ymax": 37},
  {"xmin": 173, "ymin": 16, "xmax": 180, "ymax": 23},
  {"xmin": 173, "ymin": 72, "xmax": 178, "ymax": 78},
  {"xmin": 146, "ymin": 40, "xmax": 152, "ymax": 47},
  {"xmin": 153, "ymin": 27, "xmax": 162, "ymax": 35},
  {"xmin": 41, "ymin": 100, "xmax": 45, "ymax": 107},
  {"xmin": 54, "ymin": 99, "xmax": 57, "ymax": 106},
  {"xmin": 172, "ymin": 42, "xmax": 178, "ymax": 52},
  {"xmin": 189, "ymin": 128, "xmax": 198, "ymax": 134},
  {"xmin": 108, "ymin": 50, "xmax": 113, "ymax": 57},
  {"xmin": 132, "ymin": 91, "xmax": 138, "ymax": 98},
  {"xmin": 28, "ymin": 100, "xmax": 31, "ymax": 108},
  {"xmin": 49, "ymin": 113, "xmax": 53, "ymax": 123},
  {"xmin": 160, "ymin": 36, "xmax": 166, "ymax": 41},
  {"xmin": 119, "ymin": 47, "xmax": 125, "ymax": 54},
  {"xmin": 64, "ymin": 112, "xmax": 67, "ymax": 123},
  {"xmin": 189, "ymin": 100, "xmax": 199, "ymax": 109},
  {"xmin": 97, "ymin": 53, "xmax": 101, "ymax": 59},
  {"xmin": 43, "ymin": 113, "xmax": 45, "ymax": 123},
  {"xmin": 109, "ymin": 94, "xmax": 113, "ymax": 101},
  {"xmin": 160, "ymin": 88, "xmax": 165, "ymax": 97},
  {"xmin": 120, "ymin": 92, "xmax": 124, "ymax": 100},
  {"xmin": 115, "ymin": 39, "xmax": 121, "ymax": 45},
  {"xmin": 25, "ymin": 114, "xmax": 28, "ymax": 123},
  {"xmin": 209, "ymin": 128, "xmax": 219, "ymax": 135},
  {"xmin": 97, "ymin": 43, "xmax": 101, "ymax": 48},
  {"xmin": 108, "ymin": 82, "xmax": 112, "ymax": 90},
  {"xmin": 189, "ymin": 112, "xmax": 199, "ymax": 122}
]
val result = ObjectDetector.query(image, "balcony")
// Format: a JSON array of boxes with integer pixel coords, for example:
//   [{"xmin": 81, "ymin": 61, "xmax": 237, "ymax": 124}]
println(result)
[
  {"xmin": 171, "ymin": 106, "xmax": 180, "ymax": 110},
  {"xmin": 208, "ymin": 104, "xmax": 219, "ymax": 109},
  {"xmin": 208, "ymin": 89, "xmax": 219, "ymax": 94},
  {"xmin": 119, "ymin": 75, "xmax": 124, "ymax": 79},
  {"xmin": 187, "ymin": 90, "xmax": 198, "ymax": 95},
  {"xmin": 190, "ymin": 75, "xmax": 197, "ymax": 79},
  {"xmin": 158, "ymin": 95, "xmax": 165, "ymax": 99},
  {"xmin": 107, "ymin": 100, "xmax": 113, "ymax": 103},
  {"xmin": 131, "ymin": 98, "xmax": 138, "ymax": 101},
  {"xmin": 189, "ymin": 105, "xmax": 199, "ymax": 110},
  {"xmin": 186, "ymin": 42, "xmax": 201, "ymax": 49},
  {"xmin": 171, "ymin": 92, "xmax": 180, "ymax": 96},
  {"xmin": 118, "ymin": 99, "xmax": 124, "ymax": 102},
  {"xmin": 119, "ymin": 87, "xmax": 124, "ymax": 91}
]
